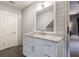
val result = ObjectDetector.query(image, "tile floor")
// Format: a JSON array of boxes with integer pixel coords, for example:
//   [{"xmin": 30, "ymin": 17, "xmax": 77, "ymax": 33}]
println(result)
[{"xmin": 0, "ymin": 45, "xmax": 24, "ymax": 57}]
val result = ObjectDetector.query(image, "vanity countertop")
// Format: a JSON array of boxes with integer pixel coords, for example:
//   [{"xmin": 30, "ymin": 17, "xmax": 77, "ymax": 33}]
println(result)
[{"xmin": 24, "ymin": 32, "xmax": 63, "ymax": 42}]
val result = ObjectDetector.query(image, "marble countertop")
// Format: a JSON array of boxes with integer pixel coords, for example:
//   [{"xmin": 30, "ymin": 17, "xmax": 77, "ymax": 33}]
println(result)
[{"xmin": 24, "ymin": 32, "xmax": 63, "ymax": 42}]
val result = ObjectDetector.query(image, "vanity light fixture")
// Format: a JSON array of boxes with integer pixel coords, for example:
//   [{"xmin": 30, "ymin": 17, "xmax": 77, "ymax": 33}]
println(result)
[
  {"xmin": 9, "ymin": 1, "xmax": 15, "ymax": 4},
  {"xmin": 43, "ymin": 1, "xmax": 51, "ymax": 8},
  {"xmin": 36, "ymin": 1, "xmax": 51, "ymax": 11},
  {"xmin": 41, "ymin": 1, "xmax": 45, "ymax": 8},
  {"xmin": 41, "ymin": 4, "xmax": 45, "ymax": 8}
]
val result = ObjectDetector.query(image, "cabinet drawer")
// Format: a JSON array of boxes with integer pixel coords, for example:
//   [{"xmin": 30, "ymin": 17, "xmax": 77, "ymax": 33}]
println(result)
[
  {"xmin": 42, "ymin": 39, "xmax": 57, "ymax": 56},
  {"xmin": 23, "ymin": 36, "xmax": 43, "ymax": 45},
  {"xmin": 23, "ymin": 37, "xmax": 31, "ymax": 46}
]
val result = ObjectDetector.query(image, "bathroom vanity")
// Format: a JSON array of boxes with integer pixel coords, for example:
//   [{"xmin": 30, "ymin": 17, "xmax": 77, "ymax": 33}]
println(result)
[
  {"xmin": 23, "ymin": 32, "xmax": 64, "ymax": 57},
  {"xmin": 23, "ymin": 1, "xmax": 67, "ymax": 57}
]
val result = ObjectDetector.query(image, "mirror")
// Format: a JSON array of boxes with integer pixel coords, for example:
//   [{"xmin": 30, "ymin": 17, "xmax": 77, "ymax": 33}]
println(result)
[{"xmin": 36, "ymin": 3, "xmax": 56, "ymax": 33}]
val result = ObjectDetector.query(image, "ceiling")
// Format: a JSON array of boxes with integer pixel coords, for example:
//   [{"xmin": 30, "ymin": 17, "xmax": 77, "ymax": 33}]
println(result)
[{"xmin": 0, "ymin": 1, "xmax": 33, "ymax": 10}]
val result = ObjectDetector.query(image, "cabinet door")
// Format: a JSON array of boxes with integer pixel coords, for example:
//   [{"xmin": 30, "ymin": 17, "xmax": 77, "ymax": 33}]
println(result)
[
  {"xmin": 23, "ymin": 41, "xmax": 34, "ymax": 57},
  {"xmin": 23, "ymin": 36, "xmax": 43, "ymax": 57},
  {"xmin": 23, "ymin": 42, "xmax": 43, "ymax": 57},
  {"xmin": 42, "ymin": 40, "xmax": 57, "ymax": 57},
  {"xmin": 31, "ymin": 43, "xmax": 43, "ymax": 57}
]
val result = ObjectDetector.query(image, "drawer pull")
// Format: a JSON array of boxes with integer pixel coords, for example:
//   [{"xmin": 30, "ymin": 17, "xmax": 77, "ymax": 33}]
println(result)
[
  {"xmin": 44, "ymin": 54, "xmax": 51, "ymax": 57},
  {"xmin": 45, "ymin": 44, "xmax": 51, "ymax": 47},
  {"xmin": 32, "ymin": 46, "xmax": 34, "ymax": 51}
]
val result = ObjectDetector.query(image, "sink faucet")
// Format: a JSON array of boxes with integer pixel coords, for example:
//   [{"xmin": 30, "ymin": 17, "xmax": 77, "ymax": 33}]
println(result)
[{"xmin": 41, "ymin": 28, "xmax": 46, "ymax": 35}]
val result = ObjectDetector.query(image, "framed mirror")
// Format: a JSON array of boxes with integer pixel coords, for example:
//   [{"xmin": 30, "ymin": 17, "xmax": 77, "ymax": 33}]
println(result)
[{"xmin": 36, "ymin": 2, "xmax": 56, "ymax": 33}]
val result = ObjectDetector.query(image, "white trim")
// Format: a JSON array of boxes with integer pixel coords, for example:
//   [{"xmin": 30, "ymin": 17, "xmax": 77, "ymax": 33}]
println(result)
[{"xmin": 0, "ymin": 10, "xmax": 1, "ymax": 50}]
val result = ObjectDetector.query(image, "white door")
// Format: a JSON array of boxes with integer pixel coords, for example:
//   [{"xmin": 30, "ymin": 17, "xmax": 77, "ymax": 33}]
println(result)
[{"xmin": 0, "ymin": 10, "xmax": 18, "ymax": 50}]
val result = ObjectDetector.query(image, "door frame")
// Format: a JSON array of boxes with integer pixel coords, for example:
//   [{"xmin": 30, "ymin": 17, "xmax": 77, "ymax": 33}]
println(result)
[{"xmin": 0, "ymin": 10, "xmax": 19, "ymax": 50}]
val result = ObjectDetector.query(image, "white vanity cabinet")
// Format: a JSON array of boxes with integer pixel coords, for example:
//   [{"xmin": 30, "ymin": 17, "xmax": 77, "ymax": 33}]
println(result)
[{"xmin": 23, "ymin": 35, "xmax": 64, "ymax": 57}]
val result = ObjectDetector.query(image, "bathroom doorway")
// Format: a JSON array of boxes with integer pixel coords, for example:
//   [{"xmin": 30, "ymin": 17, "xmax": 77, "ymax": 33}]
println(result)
[
  {"xmin": 69, "ymin": 1, "xmax": 79, "ymax": 57},
  {"xmin": 69, "ymin": 14, "xmax": 79, "ymax": 57}
]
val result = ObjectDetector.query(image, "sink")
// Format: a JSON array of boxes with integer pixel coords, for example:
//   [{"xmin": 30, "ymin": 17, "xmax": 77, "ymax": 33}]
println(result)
[
  {"xmin": 25, "ymin": 32, "xmax": 63, "ymax": 42},
  {"xmin": 30, "ymin": 32, "xmax": 61, "ymax": 38}
]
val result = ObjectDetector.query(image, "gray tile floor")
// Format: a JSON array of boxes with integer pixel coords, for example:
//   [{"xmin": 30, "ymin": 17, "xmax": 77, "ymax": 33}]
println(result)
[
  {"xmin": 70, "ymin": 40, "xmax": 79, "ymax": 57},
  {"xmin": 0, "ymin": 45, "xmax": 24, "ymax": 57}
]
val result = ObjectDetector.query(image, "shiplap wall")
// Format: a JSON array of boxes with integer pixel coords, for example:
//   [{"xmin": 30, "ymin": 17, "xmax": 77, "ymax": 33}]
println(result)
[
  {"xmin": 56, "ymin": 2, "xmax": 68, "ymax": 36},
  {"xmin": 56, "ymin": 2, "xmax": 68, "ymax": 56}
]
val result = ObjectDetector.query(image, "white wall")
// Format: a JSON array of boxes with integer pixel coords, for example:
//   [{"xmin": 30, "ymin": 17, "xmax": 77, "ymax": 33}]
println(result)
[
  {"xmin": 22, "ymin": 2, "xmax": 43, "ymax": 35},
  {"xmin": 0, "ymin": 4, "xmax": 22, "ymax": 48}
]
